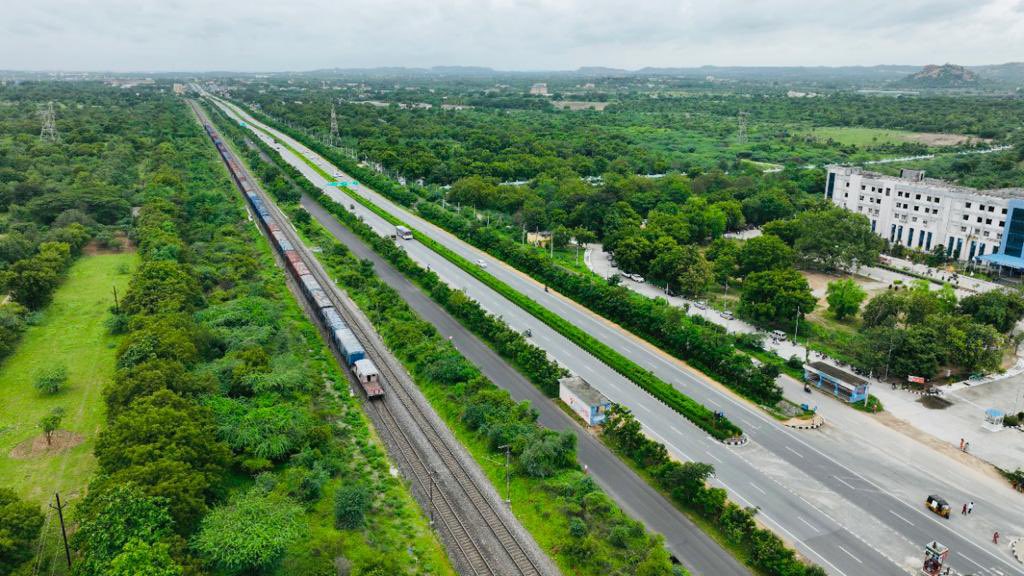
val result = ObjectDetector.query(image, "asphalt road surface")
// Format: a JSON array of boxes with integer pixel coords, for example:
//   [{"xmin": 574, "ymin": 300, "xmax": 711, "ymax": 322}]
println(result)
[
  {"xmin": 301, "ymin": 194, "xmax": 750, "ymax": 576},
  {"xmin": 211, "ymin": 95, "xmax": 1024, "ymax": 576}
]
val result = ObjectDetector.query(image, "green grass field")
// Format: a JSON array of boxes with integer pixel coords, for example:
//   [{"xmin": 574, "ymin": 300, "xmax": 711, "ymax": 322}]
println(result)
[
  {"xmin": 0, "ymin": 252, "xmax": 136, "ymax": 505},
  {"xmin": 804, "ymin": 126, "xmax": 953, "ymax": 147},
  {"xmin": 805, "ymin": 126, "xmax": 915, "ymax": 146}
]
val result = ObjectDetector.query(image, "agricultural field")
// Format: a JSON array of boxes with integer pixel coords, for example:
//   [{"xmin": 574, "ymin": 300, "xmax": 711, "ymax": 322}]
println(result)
[
  {"xmin": 802, "ymin": 126, "xmax": 990, "ymax": 147},
  {"xmin": 0, "ymin": 251, "xmax": 134, "ymax": 503}
]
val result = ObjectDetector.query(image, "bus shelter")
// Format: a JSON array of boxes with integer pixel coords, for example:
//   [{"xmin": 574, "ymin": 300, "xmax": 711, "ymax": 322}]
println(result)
[{"xmin": 803, "ymin": 361, "xmax": 869, "ymax": 403}]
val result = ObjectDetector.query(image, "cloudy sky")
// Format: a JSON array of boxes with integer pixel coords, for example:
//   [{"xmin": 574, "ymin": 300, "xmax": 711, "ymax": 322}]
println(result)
[{"xmin": 3, "ymin": 0, "xmax": 1024, "ymax": 71}]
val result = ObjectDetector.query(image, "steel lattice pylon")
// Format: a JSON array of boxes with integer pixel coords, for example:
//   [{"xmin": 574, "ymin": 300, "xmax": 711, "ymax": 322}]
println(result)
[{"xmin": 39, "ymin": 101, "xmax": 59, "ymax": 143}]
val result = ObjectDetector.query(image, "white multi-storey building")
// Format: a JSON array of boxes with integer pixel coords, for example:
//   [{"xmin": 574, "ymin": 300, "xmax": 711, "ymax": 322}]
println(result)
[{"xmin": 825, "ymin": 165, "xmax": 1024, "ymax": 266}]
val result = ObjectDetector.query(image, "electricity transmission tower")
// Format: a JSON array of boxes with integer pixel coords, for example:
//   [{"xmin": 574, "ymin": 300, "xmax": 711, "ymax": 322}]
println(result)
[
  {"xmin": 329, "ymin": 104, "xmax": 339, "ymax": 147},
  {"xmin": 39, "ymin": 101, "xmax": 59, "ymax": 143},
  {"xmin": 736, "ymin": 111, "xmax": 748, "ymax": 144}
]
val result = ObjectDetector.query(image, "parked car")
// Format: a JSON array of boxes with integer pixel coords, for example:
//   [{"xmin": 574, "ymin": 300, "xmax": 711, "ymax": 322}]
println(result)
[
  {"xmin": 693, "ymin": 301, "xmax": 707, "ymax": 310},
  {"xmin": 771, "ymin": 330, "xmax": 787, "ymax": 341},
  {"xmin": 720, "ymin": 310, "xmax": 735, "ymax": 320}
]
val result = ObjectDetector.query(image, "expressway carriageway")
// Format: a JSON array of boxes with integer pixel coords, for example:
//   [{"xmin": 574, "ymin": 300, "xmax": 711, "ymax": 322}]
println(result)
[{"xmin": 209, "ymin": 95, "xmax": 1024, "ymax": 576}]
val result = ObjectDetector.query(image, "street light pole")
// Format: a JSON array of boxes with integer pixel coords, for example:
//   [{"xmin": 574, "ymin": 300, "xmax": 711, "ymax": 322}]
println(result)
[
  {"xmin": 499, "ymin": 444, "xmax": 512, "ymax": 506},
  {"xmin": 883, "ymin": 330, "xmax": 895, "ymax": 382}
]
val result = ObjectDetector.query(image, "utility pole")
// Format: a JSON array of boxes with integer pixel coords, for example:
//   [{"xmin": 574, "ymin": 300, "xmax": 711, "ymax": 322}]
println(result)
[
  {"xmin": 499, "ymin": 444, "xmax": 511, "ymax": 506},
  {"xmin": 793, "ymin": 306, "xmax": 801, "ymax": 341},
  {"xmin": 51, "ymin": 492, "xmax": 71, "ymax": 569},
  {"xmin": 39, "ymin": 101, "xmax": 59, "ymax": 143},
  {"xmin": 428, "ymin": 471, "xmax": 436, "ymax": 527},
  {"xmin": 112, "ymin": 285, "xmax": 120, "ymax": 313}
]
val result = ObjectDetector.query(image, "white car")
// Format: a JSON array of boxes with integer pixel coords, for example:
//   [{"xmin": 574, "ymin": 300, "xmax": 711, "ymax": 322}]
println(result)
[
  {"xmin": 475, "ymin": 259, "xmax": 488, "ymax": 268},
  {"xmin": 693, "ymin": 301, "xmax": 707, "ymax": 310},
  {"xmin": 720, "ymin": 310, "xmax": 735, "ymax": 320}
]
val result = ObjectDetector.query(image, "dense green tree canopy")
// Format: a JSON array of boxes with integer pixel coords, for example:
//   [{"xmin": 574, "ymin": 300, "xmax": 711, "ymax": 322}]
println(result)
[
  {"xmin": 192, "ymin": 489, "xmax": 305, "ymax": 575},
  {"xmin": 826, "ymin": 279, "xmax": 867, "ymax": 320},
  {"xmin": 739, "ymin": 268, "xmax": 816, "ymax": 325},
  {"xmin": 0, "ymin": 488, "xmax": 44, "ymax": 576},
  {"xmin": 737, "ymin": 234, "xmax": 794, "ymax": 277}
]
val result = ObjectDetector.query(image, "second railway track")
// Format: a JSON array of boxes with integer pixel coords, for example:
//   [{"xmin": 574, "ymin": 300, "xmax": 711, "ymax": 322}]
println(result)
[{"xmin": 191, "ymin": 98, "xmax": 547, "ymax": 576}]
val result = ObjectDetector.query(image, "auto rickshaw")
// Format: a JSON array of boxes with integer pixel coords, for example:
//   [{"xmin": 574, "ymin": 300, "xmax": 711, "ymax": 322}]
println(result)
[{"xmin": 925, "ymin": 495, "xmax": 950, "ymax": 518}]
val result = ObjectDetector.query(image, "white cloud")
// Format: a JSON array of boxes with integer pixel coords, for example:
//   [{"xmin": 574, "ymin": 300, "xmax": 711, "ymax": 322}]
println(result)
[{"xmin": 1, "ymin": 0, "xmax": 1023, "ymax": 71}]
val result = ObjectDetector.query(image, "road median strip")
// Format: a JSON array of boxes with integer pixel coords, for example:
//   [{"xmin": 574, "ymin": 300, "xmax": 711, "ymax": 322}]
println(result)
[{"xmin": 229, "ymin": 102, "xmax": 743, "ymax": 442}]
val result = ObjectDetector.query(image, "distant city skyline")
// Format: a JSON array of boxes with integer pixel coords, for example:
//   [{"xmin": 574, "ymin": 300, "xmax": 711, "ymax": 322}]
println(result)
[{"xmin": 2, "ymin": 0, "xmax": 1023, "ymax": 72}]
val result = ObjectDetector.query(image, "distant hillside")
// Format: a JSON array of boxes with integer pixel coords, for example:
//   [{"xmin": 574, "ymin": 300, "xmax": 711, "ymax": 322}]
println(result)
[{"xmin": 899, "ymin": 64, "xmax": 979, "ymax": 87}]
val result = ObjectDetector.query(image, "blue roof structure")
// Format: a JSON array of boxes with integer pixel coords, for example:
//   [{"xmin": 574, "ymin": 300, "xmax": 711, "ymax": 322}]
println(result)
[{"xmin": 978, "ymin": 253, "xmax": 1024, "ymax": 270}]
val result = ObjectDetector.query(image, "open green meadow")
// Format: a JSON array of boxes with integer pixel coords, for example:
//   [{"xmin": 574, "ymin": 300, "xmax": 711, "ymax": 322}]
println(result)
[
  {"xmin": 802, "ymin": 126, "xmax": 980, "ymax": 147},
  {"xmin": 0, "ymin": 252, "xmax": 136, "ymax": 505}
]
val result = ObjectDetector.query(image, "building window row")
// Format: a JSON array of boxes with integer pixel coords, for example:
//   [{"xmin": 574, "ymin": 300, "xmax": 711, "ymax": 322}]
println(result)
[{"xmin": 964, "ymin": 202, "xmax": 1007, "ymax": 214}]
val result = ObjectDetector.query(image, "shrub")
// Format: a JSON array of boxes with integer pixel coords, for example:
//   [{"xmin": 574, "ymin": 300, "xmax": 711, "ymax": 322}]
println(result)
[
  {"xmin": 334, "ymin": 481, "xmax": 372, "ymax": 529},
  {"xmin": 34, "ymin": 364, "xmax": 68, "ymax": 394}
]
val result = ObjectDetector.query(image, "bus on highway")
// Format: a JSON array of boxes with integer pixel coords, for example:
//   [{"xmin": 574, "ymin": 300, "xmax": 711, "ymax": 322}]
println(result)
[{"xmin": 396, "ymin": 225, "xmax": 413, "ymax": 240}]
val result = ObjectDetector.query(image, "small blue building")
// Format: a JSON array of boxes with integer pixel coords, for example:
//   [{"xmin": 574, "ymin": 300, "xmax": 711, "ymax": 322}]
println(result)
[
  {"xmin": 803, "ymin": 361, "xmax": 869, "ymax": 403},
  {"xmin": 559, "ymin": 376, "xmax": 611, "ymax": 426}
]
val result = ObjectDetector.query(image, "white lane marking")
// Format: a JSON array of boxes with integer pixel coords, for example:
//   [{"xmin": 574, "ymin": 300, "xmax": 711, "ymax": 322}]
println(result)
[
  {"xmin": 837, "ymin": 545, "xmax": 862, "ymax": 564},
  {"xmin": 888, "ymin": 510, "xmax": 914, "ymax": 526},
  {"xmin": 716, "ymin": 478, "xmax": 756, "ymax": 508},
  {"xmin": 707, "ymin": 398, "xmax": 722, "ymax": 408},
  {"xmin": 797, "ymin": 516, "xmax": 819, "ymax": 533},
  {"xmin": 704, "ymin": 450, "xmax": 723, "ymax": 463},
  {"xmin": 749, "ymin": 483, "xmax": 766, "ymax": 495},
  {"xmin": 669, "ymin": 425, "xmax": 682, "ymax": 435},
  {"xmin": 756, "ymin": 510, "xmax": 850, "ymax": 576},
  {"xmin": 641, "ymin": 425, "xmax": 694, "ymax": 463},
  {"xmin": 785, "ymin": 446, "xmax": 804, "ymax": 458},
  {"xmin": 960, "ymin": 554, "xmax": 984, "ymax": 570},
  {"xmin": 833, "ymin": 475, "xmax": 857, "ymax": 490},
  {"xmin": 228, "ymin": 102, "xmax": 1011, "ymax": 576},
  {"xmin": 797, "ymin": 497, "xmax": 839, "ymax": 525},
  {"xmin": 637, "ymin": 403, "xmax": 651, "ymax": 414}
]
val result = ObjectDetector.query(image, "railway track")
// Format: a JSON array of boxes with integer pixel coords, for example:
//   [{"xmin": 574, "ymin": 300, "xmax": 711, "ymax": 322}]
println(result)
[{"xmin": 190, "ymin": 99, "xmax": 543, "ymax": 576}]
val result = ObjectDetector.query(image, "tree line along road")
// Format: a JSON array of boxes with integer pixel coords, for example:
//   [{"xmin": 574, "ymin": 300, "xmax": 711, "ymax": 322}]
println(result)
[{"xmin": 210, "ymin": 94, "xmax": 1024, "ymax": 576}]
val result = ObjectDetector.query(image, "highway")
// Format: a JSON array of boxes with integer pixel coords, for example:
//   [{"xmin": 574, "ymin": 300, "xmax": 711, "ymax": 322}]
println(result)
[
  {"xmin": 300, "ymin": 193, "xmax": 750, "ymax": 576},
  {"xmin": 209, "ymin": 94, "xmax": 1024, "ymax": 576}
]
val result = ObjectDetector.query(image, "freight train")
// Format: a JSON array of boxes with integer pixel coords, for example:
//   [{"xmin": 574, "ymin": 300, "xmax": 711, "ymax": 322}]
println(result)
[{"xmin": 201, "ymin": 119, "xmax": 383, "ymax": 399}]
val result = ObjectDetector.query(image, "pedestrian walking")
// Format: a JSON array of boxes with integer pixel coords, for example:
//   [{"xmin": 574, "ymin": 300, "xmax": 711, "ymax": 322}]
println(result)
[
  {"xmin": 993, "ymin": 531, "xmax": 1000, "ymax": 545},
  {"xmin": 965, "ymin": 441, "xmax": 970, "ymax": 453},
  {"xmin": 962, "ymin": 503, "xmax": 967, "ymax": 515},
  {"xmin": 960, "ymin": 438, "xmax": 965, "ymax": 451},
  {"xmin": 967, "ymin": 501, "xmax": 974, "ymax": 514}
]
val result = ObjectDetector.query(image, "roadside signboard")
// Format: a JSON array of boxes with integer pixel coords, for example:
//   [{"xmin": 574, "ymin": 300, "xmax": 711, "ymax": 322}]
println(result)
[
  {"xmin": 908, "ymin": 375, "xmax": 926, "ymax": 384},
  {"xmin": 327, "ymin": 181, "xmax": 360, "ymax": 187}
]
